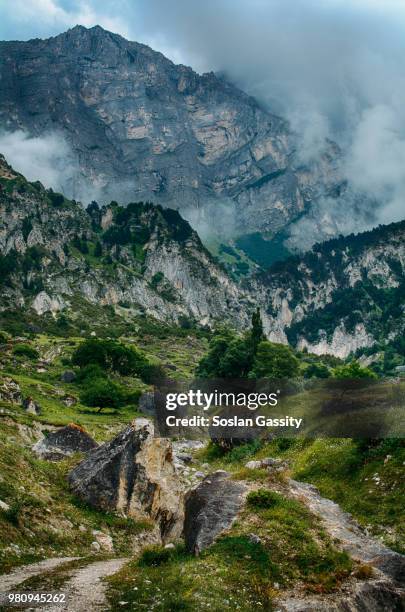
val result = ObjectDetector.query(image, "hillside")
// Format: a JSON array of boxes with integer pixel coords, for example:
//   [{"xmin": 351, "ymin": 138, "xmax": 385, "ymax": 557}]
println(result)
[
  {"xmin": 254, "ymin": 222, "xmax": 405, "ymax": 361},
  {"xmin": 0, "ymin": 154, "xmax": 252, "ymax": 333}
]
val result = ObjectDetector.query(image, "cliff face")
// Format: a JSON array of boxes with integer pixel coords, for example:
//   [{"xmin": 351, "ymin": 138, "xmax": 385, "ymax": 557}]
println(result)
[
  {"xmin": 0, "ymin": 25, "xmax": 341, "ymax": 236},
  {"xmin": 1, "ymin": 154, "xmax": 403, "ymax": 358},
  {"xmin": 253, "ymin": 224, "xmax": 405, "ymax": 357},
  {"xmin": 0, "ymin": 155, "xmax": 252, "ymax": 328}
]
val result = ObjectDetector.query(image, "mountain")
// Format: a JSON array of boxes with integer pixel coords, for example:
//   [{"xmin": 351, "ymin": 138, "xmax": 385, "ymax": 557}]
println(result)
[
  {"xmin": 255, "ymin": 223, "xmax": 405, "ymax": 358},
  {"xmin": 0, "ymin": 154, "xmax": 252, "ymax": 330},
  {"xmin": 0, "ymin": 25, "xmax": 343, "ymax": 238},
  {"xmin": 1, "ymin": 154, "xmax": 404, "ymax": 363}
]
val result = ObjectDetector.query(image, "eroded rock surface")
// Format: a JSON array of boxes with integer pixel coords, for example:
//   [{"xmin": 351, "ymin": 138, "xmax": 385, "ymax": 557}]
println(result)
[
  {"xmin": 33, "ymin": 423, "xmax": 98, "ymax": 460},
  {"xmin": 184, "ymin": 470, "xmax": 247, "ymax": 555},
  {"xmin": 68, "ymin": 421, "xmax": 184, "ymax": 541}
]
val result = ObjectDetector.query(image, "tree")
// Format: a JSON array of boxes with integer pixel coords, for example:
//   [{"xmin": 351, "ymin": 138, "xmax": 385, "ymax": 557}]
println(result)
[
  {"xmin": 250, "ymin": 341, "xmax": 299, "ymax": 379},
  {"xmin": 250, "ymin": 307, "xmax": 264, "ymax": 352},
  {"xmin": 219, "ymin": 337, "xmax": 252, "ymax": 378},
  {"xmin": 94, "ymin": 241, "xmax": 103, "ymax": 257},
  {"xmin": 71, "ymin": 338, "xmax": 154, "ymax": 381},
  {"xmin": 80, "ymin": 378, "xmax": 126, "ymax": 413},
  {"xmin": 333, "ymin": 361, "xmax": 377, "ymax": 380},
  {"xmin": 304, "ymin": 362, "xmax": 330, "ymax": 379}
]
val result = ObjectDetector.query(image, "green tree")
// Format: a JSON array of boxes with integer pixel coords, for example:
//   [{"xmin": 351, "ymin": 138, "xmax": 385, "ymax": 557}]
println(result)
[
  {"xmin": 304, "ymin": 362, "xmax": 330, "ymax": 379},
  {"xmin": 250, "ymin": 307, "xmax": 264, "ymax": 352},
  {"xmin": 94, "ymin": 241, "xmax": 103, "ymax": 257},
  {"xmin": 250, "ymin": 341, "xmax": 299, "ymax": 379},
  {"xmin": 333, "ymin": 361, "xmax": 377, "ymax": 379},
  {"xmin": 80, "ymin": 378, "xmax": 126, "ymax": 413}
]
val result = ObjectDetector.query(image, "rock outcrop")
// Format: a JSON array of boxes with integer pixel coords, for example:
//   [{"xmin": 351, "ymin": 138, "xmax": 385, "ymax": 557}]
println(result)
[
  {"xmin": 183, "ymin": 470, "xmax": 247, "ymax": 555},
  {"xmin": 0, "ymin": 378, "xmax": 22, "ymax": 405},
  {"xmin": 33, "ymin": 423, "xmax": 98, "ymax": 460},
  {"xmin": 68, "ymin": 421, "xmax": 184, "ymax": 542}
]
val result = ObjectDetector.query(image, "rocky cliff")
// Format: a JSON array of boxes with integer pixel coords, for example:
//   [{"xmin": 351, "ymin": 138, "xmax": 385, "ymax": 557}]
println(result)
[
  {"xmin": 0, "ymin": 25, "xmax": 343, "ymax": 237},
  {"xmin": 0, "ymin": 154, "xmax": 252, "ymax": 328},
  {"xmin": 1, "ymin": 154, "xmax": 403, "ymax": 359},
  {"xmin": 253, "ymin": 223, "xmax": 405, "ymax": 357}
]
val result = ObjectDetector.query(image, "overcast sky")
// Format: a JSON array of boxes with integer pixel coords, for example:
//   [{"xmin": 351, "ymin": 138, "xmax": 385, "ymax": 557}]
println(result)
[{"xmin": 0, "ymin": 0, "xmax": 404, "ymax": 239}]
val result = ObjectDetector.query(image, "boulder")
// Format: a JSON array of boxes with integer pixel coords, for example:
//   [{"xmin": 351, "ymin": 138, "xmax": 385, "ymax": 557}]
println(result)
[
  {"xmin": 62, "ymin": 395, "xmax": 77, "ymax": 407},
  {"xmin": 33, "ymin": 423, "xmax": 98, "ymax": 460},
  {"xmin": 138, "ymin": 392, "xmax": 155, "ymax": 416},
  {"xmin": 0, "ymin": 378, "xmax": 22, "ymax": 405},
  {"xmin": 23, "ymin": 397, "xmax": 41, "ymax": 415},
  {"xmin": 61, "ymin": 370, "xmax": 76, "ymax": 383},
  {"xmin": 92, "ymin": 530, "xmax": 114, "ymax": 552},
  {"xmin": 245, "ymin": 457, "xmax": 287, "ymax": 471},
  {"xmin": 184, "ymin": 470, "xmax": 247, "ymax": 555},
  {"xmin": 68, "ymin": 421, "xmax": 184, "ymax": 542}
]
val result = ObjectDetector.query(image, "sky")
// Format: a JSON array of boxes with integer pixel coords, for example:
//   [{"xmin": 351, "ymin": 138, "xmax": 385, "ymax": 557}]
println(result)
[{"xmin": 0, "ymin": 0, "xmax": 404, "ymax": 243}]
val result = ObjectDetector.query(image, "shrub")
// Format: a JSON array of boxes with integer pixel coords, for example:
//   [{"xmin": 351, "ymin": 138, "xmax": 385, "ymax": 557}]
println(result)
[
  {"xmin": 247, "ymin": 489, "xmax": 282, "ymax": 509},
  {"xmin": 138, "ymin": 544, "xmax": 185, "ymax": 567},
  {"xmin": 250, "ymin": 341, "xmax": 299, "ymax": 379},
  {"xmin": 13, "ymin": 343, "xmax": 39, "ymax": 359},
  {"xmin": 80, "ymin": 378, "xmax": 127, "ymax": 412}
]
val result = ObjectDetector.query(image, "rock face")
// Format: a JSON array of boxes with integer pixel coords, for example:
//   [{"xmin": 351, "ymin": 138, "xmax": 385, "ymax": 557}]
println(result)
[
  {"xmin": 0, "ymin": 154, "xmax": 252, "ymax": 330},
  {"xmin": 253, "ymin": 221, "xmax": 405, "ymax": 356},
  {"xmin": 184, "ymin": 470, "xmax": 247, "ymax": 555},
  {"xmin": 68, "ymin": 421, "xmax": 184, "ymax": 542},
  {"xmin": 0, "ymin": 378, "xmax": 22, "ymax": 405},
  {"xmin": 33, "ymin": 423, "xmax": 98, "ymax": 460},
  {"xmin": 0, "ymin": 25, "xmax": 342, "ymax": 236}
]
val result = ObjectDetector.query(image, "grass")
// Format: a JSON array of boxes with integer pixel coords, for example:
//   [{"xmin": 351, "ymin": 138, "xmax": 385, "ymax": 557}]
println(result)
[
  {"xmin": 107, "ymin": 488, "xmax": 353, "ymax": 611},
  {"xmin": 249, "ymin": 437, "xmax": 405, "ymax": 553}
]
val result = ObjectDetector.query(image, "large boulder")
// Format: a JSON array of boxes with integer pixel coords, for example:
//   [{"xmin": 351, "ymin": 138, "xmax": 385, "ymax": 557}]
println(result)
[
  {"xmin": 138, "ymin": 392, "xmax": 155, "ymax": 416},
  {"xmin": 33, "ymin": 423, "xmax": 98, "ymax": 460},
  {"xmin": 23, "ymin": 396, "xmax": 41, "ymax": 415},
  {"xmin": 68, "ymin": 421, "xmax": 184, "ymax": 542},
  {"xmin": 184, "ymin": 470, "xmax": 247, "ymax": 555}
]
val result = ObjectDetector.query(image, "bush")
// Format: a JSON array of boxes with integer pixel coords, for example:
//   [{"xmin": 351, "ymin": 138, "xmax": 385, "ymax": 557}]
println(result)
[
  {"xmin": 75, "ymin": 363, "xmax": 105, "ymax": 383},
  {"xmin": 247, "ymin": 489, "xmax": 282, "ymax": 509},
  {"xmin": 80, "ymin": 378, "xmax": 127, "ymax": 412},
  {"xmin": 250, "ymin": 341, "xmax": 299, "ymax": 379},
  {"xmin": 13, "ymin": 343, "xmax": 39, "ymax": 360},
  {"xmin": 138, "ymin": 544, "xmax": 185, "ymax": 567},
  {"xmin": 72, "ymin": 338, "xmax": 150, "ymax": 378}
]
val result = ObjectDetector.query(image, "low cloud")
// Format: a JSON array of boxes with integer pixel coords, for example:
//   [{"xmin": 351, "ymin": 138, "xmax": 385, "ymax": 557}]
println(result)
[{"xmin": 0, "ymin": 130, "xmax": 76, "ymax": 194}]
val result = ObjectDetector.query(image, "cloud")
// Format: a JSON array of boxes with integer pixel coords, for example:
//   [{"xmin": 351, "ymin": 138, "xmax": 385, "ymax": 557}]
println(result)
[{"xmin": 0, "ymin": 130, "xmax": 76, "ymax": 193}]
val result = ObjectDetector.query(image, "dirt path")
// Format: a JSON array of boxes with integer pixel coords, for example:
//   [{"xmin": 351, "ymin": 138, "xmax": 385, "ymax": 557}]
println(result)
[
  {"xmin": 0, "ymin": 557, "xmax": 79, "ymax": 592},
  {"xmin": 41, "ymin": 557, "xmax": 129, "ymax": 612},
  {"xmin": 276, "ymin": 480, "xmax": 405, "ymax": 611}
]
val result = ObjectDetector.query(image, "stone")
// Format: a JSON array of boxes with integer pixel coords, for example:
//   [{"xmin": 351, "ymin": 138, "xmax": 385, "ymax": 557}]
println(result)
[
  {"xmin": 68, "ymin": 421, "xmax": 184, "ymax": 542},
  {"xmin": 184, "ymin": 471, "xmax": 247, "ymax": 555},
  {"xmin": 164, "ymin": 543, "xmax": 175, "ymax": 549},
  {"xmin": 62, "ymin": 395, "xmax": 77, "ymax": 407},
  {"xmin": 91, "ymin": 541, "xmax": 101, "ymax": 553},
  {"xmin": 245, "ymin": 457, "xmax": 287, "ymax": 471},
  {"xmin": 61, "ymin": 370, "xmax": 76, "ymax": 383},
  {"xmin": 248, "ymin": 533, "xmax": 262, "ymax": 544},
  {"xmin": 138, "ymin": 392, "xmax": 155, "ymax": 416},
  {"xmin": 92, "ymin": 530, "xmax": 114, "ymax": 552},
  {"xmin": 23, "ymin": 397, "xmax": 41, "ymax": 415},
  {"xmin": 0, "ymin": 499, "xmax": 10, "ymax": 511},
  {"xmin": 0, "ymin": 378, "xmax": 22, "ymax": 404},
  {"xmin": 33, "ymin": 423, "xmax": 98, "ymax": 461}
]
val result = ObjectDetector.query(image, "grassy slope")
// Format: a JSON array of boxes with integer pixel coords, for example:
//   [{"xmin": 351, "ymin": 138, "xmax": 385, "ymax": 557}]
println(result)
[{"xmin": 0, "ymin": 328, "xmax": 207, "ymax": 573}]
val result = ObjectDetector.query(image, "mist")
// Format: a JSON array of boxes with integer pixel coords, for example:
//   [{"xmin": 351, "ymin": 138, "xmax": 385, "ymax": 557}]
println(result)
[{"xmin": 0, "ymin": 130, "xmax": 76, "ymax": 195}]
